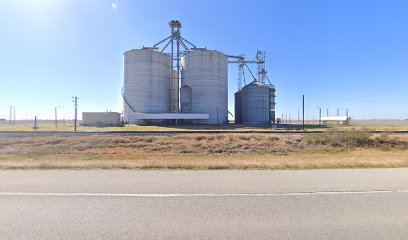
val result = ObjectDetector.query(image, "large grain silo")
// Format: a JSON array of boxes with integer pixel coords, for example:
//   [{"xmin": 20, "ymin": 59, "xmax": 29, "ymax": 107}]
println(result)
[
  {"xmin": 181, "ymin": 50, "xmax": 228, "ymax": 124},
  {"xmin": 235, "ymin": 81, "xmax": 276, "ymax": 124},
  {"xmin": 123, "ymin": 49, "xmax": 172, "ymax": 124}
]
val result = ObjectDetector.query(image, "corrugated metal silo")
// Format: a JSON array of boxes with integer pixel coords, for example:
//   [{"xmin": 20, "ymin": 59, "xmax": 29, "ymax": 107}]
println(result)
[
  {"xmin": 234, "ymin": 90, "xmax": 242, "ymax": 124},
  {"xmin": 123, "ymin": 49, "xmax": 172, "ymax": 124},
  {"xmin": 181, "ymin": 50, "xmax": 228, "ymax": 124},
  {"xmin": 239, "ymin": 81, "xmax": 271, "ymax": 124}
]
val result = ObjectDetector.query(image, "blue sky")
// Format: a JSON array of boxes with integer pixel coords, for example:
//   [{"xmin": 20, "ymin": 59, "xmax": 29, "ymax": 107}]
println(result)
[{"xmin": 0, "ymin": 0, "xmax": 407, "ymax": 120}]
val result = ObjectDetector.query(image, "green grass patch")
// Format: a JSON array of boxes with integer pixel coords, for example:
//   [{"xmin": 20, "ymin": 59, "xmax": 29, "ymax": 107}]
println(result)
[{"xmin": 304, "ymin": 131, "xmax": 373, "ymax": 147}]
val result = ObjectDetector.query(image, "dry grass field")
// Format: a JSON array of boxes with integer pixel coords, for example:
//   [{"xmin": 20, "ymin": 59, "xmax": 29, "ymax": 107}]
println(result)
[{"xmin": 0, "ymin": 132, "xmax": 407, "ymax": 170}]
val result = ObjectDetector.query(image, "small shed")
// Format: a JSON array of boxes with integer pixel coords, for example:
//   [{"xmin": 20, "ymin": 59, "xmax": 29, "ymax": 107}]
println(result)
[
  {"xmin": 82, "ymin": 112, "xmax": 122, "ymax": 127},
  {"xmin": 321, "ymin": 116, "xmax": 351, "ymax": 125}
]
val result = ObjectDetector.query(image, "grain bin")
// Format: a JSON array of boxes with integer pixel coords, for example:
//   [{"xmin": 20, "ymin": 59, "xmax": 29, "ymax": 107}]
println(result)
[
  {"xmin": 181, "ymin": 50, "xmax": 228, "ymax": 124},
  {"xmin": 123, "ymin": 49, "xmax": 172, "ymax": 124},
  {"xmin": 234, "ymin": 91, "xmax": 243, "ymax": 124},
  {"xmin": 236, "ymin": 81, "xmax": 273, "ymax": 124}
]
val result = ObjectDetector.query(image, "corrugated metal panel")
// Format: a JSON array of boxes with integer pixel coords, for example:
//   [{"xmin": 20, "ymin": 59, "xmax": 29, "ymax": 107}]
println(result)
[
  {"xmin": 123, "ymin": 49, "xmax": 172, "ymax": 124},
  {"xmin": 234, "ymin": 90, "xmax": 242, "ymax": 124},
  {"xmin": 239, "ymin": 81, "xmax": 271, "ymax": 124},
  {"xmin": 269, "ymin": 86, "xmax": 276, "ymax": 123},
  {"xmin": 82, "ymin": 112, "xmax": 121, "ymax": 126},
  {"xmin": 127, "ymin": 113, "xmax": 209, "ymax": 120},
  {"xmin": 181, "ymin": 50, "xmax": 228, "ymax": 124},
  {"xmin": 180, "ymin": 85, "xmax": 192, "ymax": 113}
]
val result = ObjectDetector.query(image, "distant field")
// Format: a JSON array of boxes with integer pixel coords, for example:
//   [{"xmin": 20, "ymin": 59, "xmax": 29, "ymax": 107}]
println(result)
[
  {"xmin": 353, "ymin": 120, "xmax": 408, "ymax": 126},
  {"xmin": 0, "ymin": 132, "xmax": 406, "ymax": 170}
]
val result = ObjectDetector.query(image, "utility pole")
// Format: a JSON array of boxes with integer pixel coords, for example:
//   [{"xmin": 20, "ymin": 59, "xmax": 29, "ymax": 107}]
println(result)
[
  {"xmin": 9, "ymin": 106, "xmax": 12, "ymax": 125},
  {"xmin": 341, "ymin": 108, "xmax": 349, "ymax": 125},
  {"xmin": 54, "ymin": 106, "xmax": 60, "ymax": 128},
  {"xmin": 317, "ymin": 107, "xmax": 321, "ymax": 125},
  {"xmin": 13, "ymin": 107, "xmax": 16, "ymax": 125},
  {"xmin": 346, "ymin": 108, "xmax": 349, "ymax": 125},
  {"xmin": 302, "ymin": 95, "xmax": 305, "ymax": 130},
  {"xmin": 72, "ymin": 96, "xmax": 78, "ymax": 132},
  {"xmin": 33, "ymin": 116, "xmax": 38, "ymax": 130}
]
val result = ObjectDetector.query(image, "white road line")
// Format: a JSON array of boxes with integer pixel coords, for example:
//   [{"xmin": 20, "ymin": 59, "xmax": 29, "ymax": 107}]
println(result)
[{"xmin": 1, "ymin": 190, "xmax": 408, "ymax": 198}]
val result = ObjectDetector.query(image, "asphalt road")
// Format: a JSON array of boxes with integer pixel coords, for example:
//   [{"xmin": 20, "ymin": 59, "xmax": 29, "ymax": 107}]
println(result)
[{"xmin": 1, "ymin": 169, "xmax": 408, "ymax": 239}]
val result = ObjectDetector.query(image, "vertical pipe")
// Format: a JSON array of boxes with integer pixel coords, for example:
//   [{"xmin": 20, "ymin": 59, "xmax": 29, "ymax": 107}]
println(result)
[
  {"xmin": 171, "ymin": 28, "xmax": 174, "ymax": 112},
  {"xmin": 176, "ymin": 31, "xmax": 180, "ymax": 114}
]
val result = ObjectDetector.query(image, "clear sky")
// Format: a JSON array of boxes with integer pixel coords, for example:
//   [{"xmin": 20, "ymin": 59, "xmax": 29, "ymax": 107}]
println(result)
[{"xmin": 0, "ymin": 0, "xmax": 407, "ymax": 120}]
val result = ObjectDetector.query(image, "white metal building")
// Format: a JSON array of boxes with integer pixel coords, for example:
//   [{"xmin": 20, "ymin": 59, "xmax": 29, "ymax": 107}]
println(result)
[
  {"xmin": 321, "ymin": 116, "xmax": 351, "ymax": 125},
  {"xmin": 82, "ymin": 112, "xmax": 121, "ymax": 127}
]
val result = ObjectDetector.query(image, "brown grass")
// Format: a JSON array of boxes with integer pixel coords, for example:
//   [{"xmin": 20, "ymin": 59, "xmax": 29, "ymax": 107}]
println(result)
[
  {"xmin": 0, "ymin": 150, "xmax": 407, "ymax": 170},
  {"xmin": 0, "ymin": 133, "xmax": 407, "ymax": 170}
]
